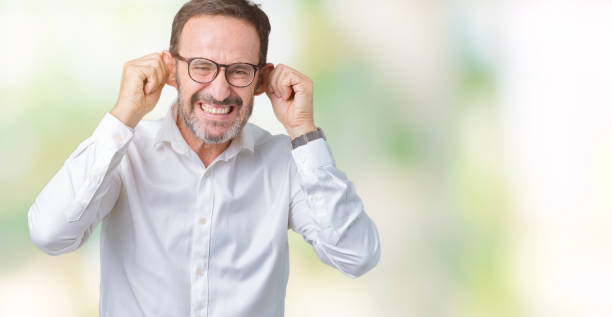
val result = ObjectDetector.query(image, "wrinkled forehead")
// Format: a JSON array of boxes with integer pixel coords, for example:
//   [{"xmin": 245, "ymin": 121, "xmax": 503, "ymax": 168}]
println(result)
[{"xmin": 179, "ymin": 15, "xmax": 260, "ymax": 65}]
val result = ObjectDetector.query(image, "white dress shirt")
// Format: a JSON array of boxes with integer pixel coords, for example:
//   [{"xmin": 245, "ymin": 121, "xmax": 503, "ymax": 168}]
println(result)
[{"xmin": 27, "ymin": 103, "xmax": 381, "ymax": 317}]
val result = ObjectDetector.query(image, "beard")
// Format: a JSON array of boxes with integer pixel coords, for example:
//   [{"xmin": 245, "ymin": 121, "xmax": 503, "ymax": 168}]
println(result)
[{"xmin": 177, "ymin": 80, "xmax": 253, "ymax": 144}]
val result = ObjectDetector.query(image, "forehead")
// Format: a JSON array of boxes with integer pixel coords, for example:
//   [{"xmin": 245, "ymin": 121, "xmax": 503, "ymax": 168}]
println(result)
[{"xmin": 179, "ymin": 15, "xmax": 260, "ymax": 64}]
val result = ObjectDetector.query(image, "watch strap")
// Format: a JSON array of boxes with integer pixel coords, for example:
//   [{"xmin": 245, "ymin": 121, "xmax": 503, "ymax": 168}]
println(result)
[{"xmin": 291, "ymin": 128, "xmax": 326, "ymax": 149}]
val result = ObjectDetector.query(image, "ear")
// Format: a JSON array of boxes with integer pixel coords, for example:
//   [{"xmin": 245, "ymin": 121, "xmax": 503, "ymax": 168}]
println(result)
[
  {"xmin": 254, "ymin": 63, "xmax": 274, "ymax": 96},
  {"xmin": 162, "ymin": 50, "xmax": 177, "ymax": 88}
]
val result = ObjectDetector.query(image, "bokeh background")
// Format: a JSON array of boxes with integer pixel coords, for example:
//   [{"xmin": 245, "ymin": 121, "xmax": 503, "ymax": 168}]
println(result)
[{"xmin": 2, "ymin": 0, "xmax": 612, "ymax": 316}]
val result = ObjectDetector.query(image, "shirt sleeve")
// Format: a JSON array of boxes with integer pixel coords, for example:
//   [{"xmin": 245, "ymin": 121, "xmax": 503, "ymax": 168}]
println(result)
[
  {"xmin": 27, "ymin": 113, "xmax": 133, "ymax": 255},
  {"xmin": 288, "ymin": 138, "xmax": 381, "ymax": 278}
]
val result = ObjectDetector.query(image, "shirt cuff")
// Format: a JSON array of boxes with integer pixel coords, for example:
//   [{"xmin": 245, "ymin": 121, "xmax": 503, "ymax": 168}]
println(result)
[
  {"xmin": 93, "ymin": 113, "xmax": 135, "ymax": 151},
  {"xmin": 291, "ymin": 138, "xmax": 336, "ymax": 172}
]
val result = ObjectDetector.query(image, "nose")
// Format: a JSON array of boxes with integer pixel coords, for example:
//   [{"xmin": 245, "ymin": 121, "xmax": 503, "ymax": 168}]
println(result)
[{"xmin": 207, "ymin": 67, "xmax": 231, "ymax": 102}]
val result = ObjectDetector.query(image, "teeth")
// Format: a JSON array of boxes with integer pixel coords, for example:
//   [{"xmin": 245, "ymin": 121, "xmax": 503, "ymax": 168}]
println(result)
[{"xmin": 201, "ymin": 104, "xmax": 231, "ymax": 114}]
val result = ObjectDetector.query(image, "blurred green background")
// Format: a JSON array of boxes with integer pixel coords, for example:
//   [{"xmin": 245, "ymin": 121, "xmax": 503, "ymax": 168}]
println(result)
[{"xmin": 3, "ymin": 0, "xmax": 612, "ymax": 316}]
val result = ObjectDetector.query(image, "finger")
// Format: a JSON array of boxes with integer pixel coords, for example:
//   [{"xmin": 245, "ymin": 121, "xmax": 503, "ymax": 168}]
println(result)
[
  {"xmin": 148, "ymin": 53, "xmax": 168, "ymax": 85},
  {"xmin": 158, "ymin": 55, "xmax": 169, "ymax": 84},
  {"xmin": 123, "ymin": 62, "xmax": 149, "ymax": 92},
  {"xmin": 130, "ymin": 53, "xmax": 161, "ymax": 68},
  {"xmin": 265, "ymin": 88, "xmax": 282, "ymax": 106},
  {"xmin": 152, "ymin": 59, "xmax": 166, "ymax": 92},
  {"xmin": 132, "ymin": 54, "xmax": 163, "ymax": 69},
  {"xmin": 273, "ymin": 65, "xmax": 288, "ymax": 99},
  {"xmin": 260, "ymin": 64, "xmax": 274, "ymax": 92},
  {"xmin": 267, "ymin": 65, "xmax": 281, "ymax": 98},
  {"xmin": 142, "ymin": 52, "xmax": 162, "ymax": 60},
  {"xmin": 134, "ymin": 59, "xmax": 165, "ymax": 94},
  {"xmin": 280, "ymin": 73, "xmax": 295, "ymax": 100},
  {"xmin": 276, "ymin": 67, "xmax": 306, "ymax": 100},
  {"xmin": 142, "ymin": 65, "xmax": 161, "ymax": 95},
  {"xmin": 265, "ymin": 74, "xmax": 285, "ymax": 110},
  {"xmin": 290, "ymin": 72, "xmax": 312, "ymax": 96}
]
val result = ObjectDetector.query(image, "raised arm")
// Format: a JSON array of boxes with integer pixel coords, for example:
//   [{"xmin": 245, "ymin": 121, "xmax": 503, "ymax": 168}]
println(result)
[
  {"xmin": 264, "ymin": 63, "xmax": 380, "ymax": 277},
  {"xmin": 28, "ymin": 52, "xmax": 170, "ymax": 255}
]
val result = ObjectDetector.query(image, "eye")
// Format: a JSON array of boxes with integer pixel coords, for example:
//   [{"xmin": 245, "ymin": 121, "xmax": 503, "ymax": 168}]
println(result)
[
  {"xmin": 229, "ymin": 65, "xmax": 252, "ymax": 76},
  {"xmin": 191, "ymin": 60, "xmax": 216, "ymax": 72},
  {"xmin": 193, "ymin": 65, "xmax": 214, "ymax": 71}
]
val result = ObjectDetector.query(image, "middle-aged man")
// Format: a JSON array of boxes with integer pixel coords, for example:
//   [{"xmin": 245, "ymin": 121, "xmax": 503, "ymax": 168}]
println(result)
[{"xmin": 27, "ymin": 0, "xmax": 380, "ymax": 316}]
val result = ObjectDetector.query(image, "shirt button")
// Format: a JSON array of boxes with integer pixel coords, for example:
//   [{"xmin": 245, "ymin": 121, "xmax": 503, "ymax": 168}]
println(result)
[
  {"xmin": 196, "ymin": 268, "xmax": 204, "ymax": 276},
  {"xmin": 199, "ymin": 217, "xmax": 207, "ymax": 225}
]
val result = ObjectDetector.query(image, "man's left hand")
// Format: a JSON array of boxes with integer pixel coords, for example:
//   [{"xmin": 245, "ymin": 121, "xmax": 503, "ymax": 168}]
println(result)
[{"xmin": 265, "ymin": 64, "xmax": 317, "ymax": 139}]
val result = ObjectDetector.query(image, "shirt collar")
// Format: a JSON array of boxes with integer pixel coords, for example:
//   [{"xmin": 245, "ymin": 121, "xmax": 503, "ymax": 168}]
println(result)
[{"xmin": 154, "ymin": 102, "xmax": 255, "ymax": 156}]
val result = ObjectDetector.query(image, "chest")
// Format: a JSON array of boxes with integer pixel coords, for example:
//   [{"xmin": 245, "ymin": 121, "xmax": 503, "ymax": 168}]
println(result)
[{"xmin": 109, "ymin": 149, "xmax": 292, "ymax": 259}]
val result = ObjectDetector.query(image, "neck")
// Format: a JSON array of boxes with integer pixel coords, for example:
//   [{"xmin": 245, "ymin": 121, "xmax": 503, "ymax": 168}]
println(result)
[{"xmin": 176, "ymin": 112, "xmax": 231, "ymax": 168}]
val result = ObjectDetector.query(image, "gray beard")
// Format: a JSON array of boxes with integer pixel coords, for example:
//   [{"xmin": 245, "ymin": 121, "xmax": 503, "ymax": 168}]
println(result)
[
  {"xmin": 176, "ymin": 82, "xmax": 253, "ymax": 144},
  {"xmin": 179, "ymin": 100, "xmax": 247, "ymax": 144}
]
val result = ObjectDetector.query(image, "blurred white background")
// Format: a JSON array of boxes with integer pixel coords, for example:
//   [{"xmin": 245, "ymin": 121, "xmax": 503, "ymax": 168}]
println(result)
[{"xmin": 1, "ymin": 1, "xmax": 612, "ymax": 316}]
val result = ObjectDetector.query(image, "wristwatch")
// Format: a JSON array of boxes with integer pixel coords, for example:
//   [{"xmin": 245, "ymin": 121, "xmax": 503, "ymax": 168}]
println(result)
[{"xmin": 291, "ymin": 128, "xmax": 326, "ymax": 149}]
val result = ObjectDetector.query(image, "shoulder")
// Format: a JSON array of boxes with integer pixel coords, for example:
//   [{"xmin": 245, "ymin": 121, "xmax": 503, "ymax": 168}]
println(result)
[
  {"xmin": 244, "ymin": 122, "xmax": 292, "ymax": 159},
  {"xmin": 129, "ymin": 116, "xmax": 165, "ymax": 147},
  {"xmin": 136, "ymin": 118, "xmax": 162, "ymax": 135}
]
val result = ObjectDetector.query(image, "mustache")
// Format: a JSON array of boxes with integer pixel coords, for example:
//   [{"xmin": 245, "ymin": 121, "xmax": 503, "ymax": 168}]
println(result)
[{"xmin": 191, "ymin": 91, "xmax": 243, "ymax": 107}]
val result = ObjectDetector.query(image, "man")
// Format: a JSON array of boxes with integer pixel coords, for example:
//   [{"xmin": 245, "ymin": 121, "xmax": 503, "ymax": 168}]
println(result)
[{"xmin": 27, "ymin": 0, "xmax": 380, "ymax": 316}]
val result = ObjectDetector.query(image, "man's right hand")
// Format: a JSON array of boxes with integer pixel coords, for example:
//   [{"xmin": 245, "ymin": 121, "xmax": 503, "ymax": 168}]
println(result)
[{"xmin": 110, "ymin": 52, "xmax": 169, "ymax": 128}]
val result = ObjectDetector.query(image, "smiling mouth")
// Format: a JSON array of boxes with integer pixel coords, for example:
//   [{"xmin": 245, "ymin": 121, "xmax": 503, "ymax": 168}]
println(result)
[{"xmin": 197, "ymin": 102, "xmax": 235, "ymax": 115}]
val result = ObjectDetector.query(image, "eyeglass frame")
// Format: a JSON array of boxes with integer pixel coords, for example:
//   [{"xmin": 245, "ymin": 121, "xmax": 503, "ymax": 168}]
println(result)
[{"xmin": 173, "ymin": 54, "xmax": 263, "ymax": 88}]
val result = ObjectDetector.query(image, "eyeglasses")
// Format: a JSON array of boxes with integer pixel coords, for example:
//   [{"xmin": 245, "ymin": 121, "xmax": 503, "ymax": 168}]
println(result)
[{"xmin": 173, "ymin": 54, "xmax": 261, "ymax": 88}]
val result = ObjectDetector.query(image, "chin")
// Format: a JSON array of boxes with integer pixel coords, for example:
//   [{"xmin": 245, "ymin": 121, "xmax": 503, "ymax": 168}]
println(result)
[{"xmin": 194, "ymin": 119, "xmax": 242, "ymax": 144}]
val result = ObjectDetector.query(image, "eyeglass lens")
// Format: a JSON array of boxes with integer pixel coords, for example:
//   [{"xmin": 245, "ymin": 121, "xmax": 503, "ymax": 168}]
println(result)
[{"xmin": 189, "ymin": 59, "xmax": 255, "ymax": 87}]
